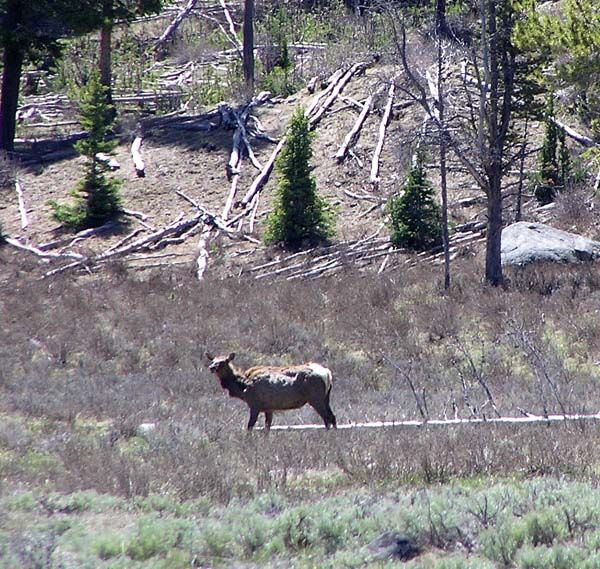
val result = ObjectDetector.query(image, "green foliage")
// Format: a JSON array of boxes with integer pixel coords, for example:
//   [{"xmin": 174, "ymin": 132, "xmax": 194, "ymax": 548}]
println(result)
[
  {"xmin": 259, "ymin": 9, "xmax": 299, "ymax": 97},
  {"xmin": 514, "ymin": 0, "xmax": 600, "ymax": 126},
  {"xmin": 0, "ymin": 220, "xmax": 5, "ymax": 244},
  {"xmin": 93, "ymin": 532, "xmax": 124, "ymax": 560},
  {"xmin": 386, "ymin": 157, "xmax": 442, "ymax": 251},
  {"xmin": 264, "ymin": 108, "xmax": 335, "ymax": 248},
  {"xmin": 125, "ymin": 517, "xmax": 191, "ymax": 561},
  {"xmin": 50, "ymin": 71, "xmax": 121, "ymax": 230},
  {"xmin": 534, "ymin": 97, "xmax": 572, "ymax": 205},
  {"xmin": 262, "ymin": 64, "xmax": 299, "ymax": 98},
  {"xmin": 517, "ymin": 545, "xmax": 584, "ymax": 569}
]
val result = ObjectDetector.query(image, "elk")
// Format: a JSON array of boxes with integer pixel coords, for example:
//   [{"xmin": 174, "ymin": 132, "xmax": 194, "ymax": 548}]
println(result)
[{"xmin": 205, "ymin": 352, "xmax": 337, "ymax": 431}]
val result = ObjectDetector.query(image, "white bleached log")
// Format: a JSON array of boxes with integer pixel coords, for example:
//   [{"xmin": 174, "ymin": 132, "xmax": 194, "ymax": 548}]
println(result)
[
  {"xmin": 308, "ymin": 61, "xmax": 368, "ymax": 128},
  {"xmin": 335, "ymin": 94, "xmax": 373, "ymax": 162},
  {"xmin": 131, "ymin": 137, "xmax": 145, "ymax": 177},
  {"xmin": 15, "ymin": 179, "xmax": 28, "ymax": 229},
  {"xmin": 370, "ymin": 82, "xmax": 395, "ymax": 186}
]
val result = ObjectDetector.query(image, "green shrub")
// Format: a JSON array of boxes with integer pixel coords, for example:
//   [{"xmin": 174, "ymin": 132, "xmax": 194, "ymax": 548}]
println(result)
[
  {"xmin": 433, "ymin": 557, "xmax": 495, "ymax": 569},
  {"xmin": 125, "ymin": 517, "xmax": 191, "ymax": 561},
  {"xmin": 517, "ymin": 544, "xmax": 584, "ymax": 569},
  {"xmin": 386, "ymin": 157, "xmax": 442, "ymax": 251},
  {"xmin": 520, "ymin": 508, "xmax": 567, "ymax": 547},
  {"xmin": 94, "ymin": 532, "xmax": 124, "ymax": 560},
  {"xmin": 200, "ymin": 521, "xmax": 234, "ymax": 558},
  {"xmin": 49, "ymin": 71, "xmax": 121, "ymax": 230},
  {"xmin": 264, "ymin": 107, "xmax": 335, "ymax": 248},
  {"xmin": 480, "ymin": 518, "xmax": 526, "ymax": 566}
]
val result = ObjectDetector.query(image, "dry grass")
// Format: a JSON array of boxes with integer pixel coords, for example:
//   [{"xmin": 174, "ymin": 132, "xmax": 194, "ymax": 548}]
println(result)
[{"xmin": 2, "ymin": 256, "xmax": 600, "ymax": 503}]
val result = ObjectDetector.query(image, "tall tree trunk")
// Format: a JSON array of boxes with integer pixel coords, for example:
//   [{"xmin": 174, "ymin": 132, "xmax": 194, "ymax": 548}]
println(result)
[
  {"xmin": 0, "ymin": 0, "xmax": 24, "ymax": 152},
  {"xmin": 99, "ymin": 25, "xmax": 112, "ymax": 93},
  {"xmin": 0, "ymin": 42, "xmax": 24, "ymax": 152},
  {"xmin": 485, "ymin": 172, "xmax": 503, "ymax": 286},
  {"xmin": 243, "ymin": 0, "xmax": 255, "ymax": 93},
  {"xmin": 435, "ymin": 0, "xmax": 449, "ymax": 37},
  {"xmin": 99, "ymin": 0, "xmax": 114, "ymax": 110},
  {"xmin": 481, "ymin": 0, "xmax": 507, "ymax": 286},
  {"xmin": 437, "ymin": 38, "xmax": 450, "ymax": 289}
]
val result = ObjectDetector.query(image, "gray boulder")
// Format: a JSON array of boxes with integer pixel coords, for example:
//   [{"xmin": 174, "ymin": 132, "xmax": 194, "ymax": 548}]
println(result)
[{"xmin": 501, "ymin": 222, "xmax": 600, "ymax": 267}]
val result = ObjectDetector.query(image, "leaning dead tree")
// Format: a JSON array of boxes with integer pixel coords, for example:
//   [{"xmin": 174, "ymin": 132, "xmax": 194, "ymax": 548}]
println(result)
[
  {"xmin": 370, "ymin": 80, "xmax": 395, "ymax": 186},
  {"xmin": 237, "ymin": 62, "xmax": 370, "ymax": 213},
  {"xmin": 154, "ymin": 0, "xmax": 199, "ymax": 51}
]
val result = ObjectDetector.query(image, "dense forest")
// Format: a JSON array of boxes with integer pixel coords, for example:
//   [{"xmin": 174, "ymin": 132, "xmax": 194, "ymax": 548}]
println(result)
[{"xmin": 1, "ymin": 1, "xmax": 600, "ymax": 567}]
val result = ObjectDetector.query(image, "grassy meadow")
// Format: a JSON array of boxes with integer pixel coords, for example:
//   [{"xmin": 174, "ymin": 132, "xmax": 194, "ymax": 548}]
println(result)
[{"xmin": 2, "ymin": 254, "xmax": 600, "ymax": 567}]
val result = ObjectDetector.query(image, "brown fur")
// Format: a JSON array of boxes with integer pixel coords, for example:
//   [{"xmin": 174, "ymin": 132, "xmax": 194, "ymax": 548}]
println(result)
[{"xmin": 206, "ymin": 352, "xmax": 337, "ymax": 431}]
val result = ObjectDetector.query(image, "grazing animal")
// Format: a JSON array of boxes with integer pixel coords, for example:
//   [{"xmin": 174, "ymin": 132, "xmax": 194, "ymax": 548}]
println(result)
[{"xmin": 206, "ymin": 352, "xmax": 337, "ymax": 431}]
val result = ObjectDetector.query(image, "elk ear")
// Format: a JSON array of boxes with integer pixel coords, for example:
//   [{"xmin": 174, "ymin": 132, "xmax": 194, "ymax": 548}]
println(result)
[
  {"xmin": 205, "ymin": 352, "xmax": 214, "ymax": 361},
  {"xmin": 227, "ymin": 352, "xmax": 236, "ymax": 362}
]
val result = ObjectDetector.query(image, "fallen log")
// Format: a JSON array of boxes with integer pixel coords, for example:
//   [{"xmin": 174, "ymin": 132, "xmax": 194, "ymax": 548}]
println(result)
[
  {"xmin": 15, "ymin": 179, "xmax": 28, "ymax": 230},
  {"xmin": 96, "ymin": 152, "xmax": 120, "ymax": 170},
  {"xmin": 176, "ymin": 190, "xmax": 260, "ymax": 243},
  {"xmin": 552, "ymin": 118, "xmax": 597, "ymax": 148},
  {"xmin": 370, "ymin": 81, "xmax": 395, "ymax": 186},
  {"xmin": 335, "ymin": 94, "xmax": 374, "ymax": 162},
  {"xmin": 306, "ymin": 67, "xmax": 346, "ymax": 117},
  {"xmin": 239, "ymin": 136, "xmax": 286, "ymax": 207},
  {"xmin": 154, "ymin": 0, "xmax": 199, "ymax": 51},
  {"xmin": 105, "ymin": 228, "xmax": 145, "ymax": 253},
  {"xmin": 6, "ymin": 237, "xmax": 85, "ymax": 261},
  {"xmin": 38, "ymin": 220, "xmax": 119, "ymax": 251},
  {"xmin": 131, "ymin": 137, "xmax": 145, "ymax": 177},
  {"xmin": 308, "ymin": 61, "xmax": 368, "ymax": 128},
  {"xmin": 219, "ymin": 0, "xmax": 243, "ymax": 57}
]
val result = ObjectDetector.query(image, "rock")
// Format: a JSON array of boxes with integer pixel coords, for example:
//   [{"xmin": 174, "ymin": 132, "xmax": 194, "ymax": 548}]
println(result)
[
  {"xmin": 367, "ymin": 531, "xmax": 420, "ymax": 561},
  {"xmin": 136, "ymin": 422, "xmax": 157, "ymax": 438},
  {"xmin": 501, "ymin": 222, "xmax": 600, "ymax": 267}
]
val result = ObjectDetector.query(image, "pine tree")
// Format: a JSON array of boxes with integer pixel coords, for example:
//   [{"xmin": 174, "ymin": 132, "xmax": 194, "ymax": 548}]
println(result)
[
  {"xmin": 386, "ymin": 158, "xmax": 442, "ymax": 251},
  {"xmin": 50, "ymin": 72, "xmax": 121, "ymax": 230},
  {"xmin": 264, "ymin": 108, "xmax": 334, "ymax": 248},
  {"xmin": 534, "ymin": 96, "xmax": 571, "ymax": 205}
]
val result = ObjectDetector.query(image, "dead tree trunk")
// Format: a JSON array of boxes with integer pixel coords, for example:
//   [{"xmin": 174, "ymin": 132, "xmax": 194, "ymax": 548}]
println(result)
[
  {"xmin": 243, "ymin": 0, "xmax": 255, "ymax": 93},
  {"xmin": 154, "ymin": 0, "xmax": 198, "ymax": 51},
  {"xmin": 436, "ymin": 41, "xmax": 450, "ymax": 290}
]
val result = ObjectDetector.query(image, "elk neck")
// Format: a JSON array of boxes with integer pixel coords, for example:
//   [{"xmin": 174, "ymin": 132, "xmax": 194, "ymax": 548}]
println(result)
[{"xmin": 218, "ymin": 365, "xmax": 248, "ymax": 399}]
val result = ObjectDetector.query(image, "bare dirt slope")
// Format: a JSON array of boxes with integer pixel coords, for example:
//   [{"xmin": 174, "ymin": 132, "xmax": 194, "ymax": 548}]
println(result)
[{"xmin": 0, "ymin": 63, "xmax": 512, "ymax": 280}]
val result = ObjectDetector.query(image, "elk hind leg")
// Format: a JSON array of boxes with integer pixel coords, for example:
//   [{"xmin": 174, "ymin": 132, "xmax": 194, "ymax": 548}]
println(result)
[
  {"xmin": 325, "ymin": 390, "xmax": 337, "ymax": 428},
  {"xmin": 264, "ymin": 411, "xmax": 274, "ymax": 431},
  {"xmin": 310, "ymin": 399, "xmax": 335, "ymax": 429}
]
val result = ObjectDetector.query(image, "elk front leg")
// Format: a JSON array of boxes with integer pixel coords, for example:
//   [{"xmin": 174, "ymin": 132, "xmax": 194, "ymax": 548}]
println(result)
[{"xmin": 247, "ymin": 407, "xmax": 259, "ymax": 431}]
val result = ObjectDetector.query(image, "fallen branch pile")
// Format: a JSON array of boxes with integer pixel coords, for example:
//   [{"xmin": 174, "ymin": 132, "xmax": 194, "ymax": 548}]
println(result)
[{"xmin": 246, "ymin": 221, "xmax": 486, "ymax": 282}]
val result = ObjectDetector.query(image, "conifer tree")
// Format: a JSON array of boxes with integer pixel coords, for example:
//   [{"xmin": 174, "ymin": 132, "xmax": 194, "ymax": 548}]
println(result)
[
  {"xmin": 534, "ymin": 96, "xmax": 572, "ymax": 205},
  {"xmin": 264, "ymin": 108, "xmax": 334, "ymax": 248},
  {"xmin": 50, "ymin": 72, "xmax": 121, "ymax": 230},
  {"xmin": 386, "ymin": 157, "xmax": 442, "ymax": 251}
]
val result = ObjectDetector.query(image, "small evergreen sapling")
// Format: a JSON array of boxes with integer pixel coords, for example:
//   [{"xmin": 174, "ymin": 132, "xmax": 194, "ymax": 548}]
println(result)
[
  {"xmin": 386, "ymin": 158, "xmax": 442, "ymax": 251},
  {"xmin": 264, "ymin": 108, "xmax": 335, "ymax": 248},
  {"xmin": 50, "ymin": 72, "xmax": 121, "ymax": 230}
]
